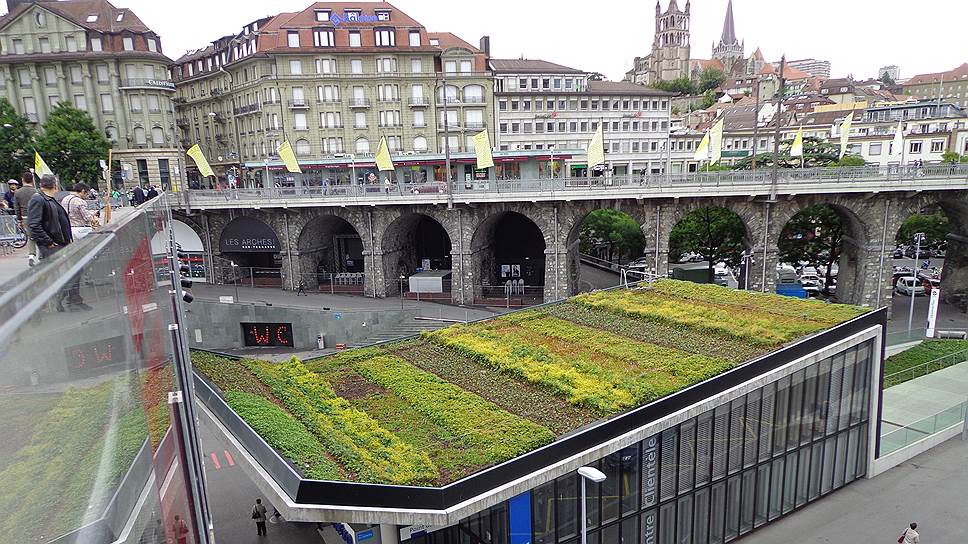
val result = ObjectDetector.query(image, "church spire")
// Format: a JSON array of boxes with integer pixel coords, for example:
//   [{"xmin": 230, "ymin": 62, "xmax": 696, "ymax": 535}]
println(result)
[{"xmin": 721, "ymin": 0, "xmax": 738, "ymax": 45}]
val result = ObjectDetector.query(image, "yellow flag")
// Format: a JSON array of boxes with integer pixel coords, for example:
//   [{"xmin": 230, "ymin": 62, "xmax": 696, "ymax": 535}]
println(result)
[
  {"xmin": 790, "ymin": 126, "xmax": 804, "ymax": 157},
  {"xmin": 375, "ymin": 136, "xmax": 394, "ymax": 172},
  {"xmin": 34, "ymin": 151, "xmax": 54, "ymax": 177},
  {"xmin": 277, "ymin": 140, "xmax": 302, "ymax": 174},
  {"xmin": 186, "ymin": 144, "xmax": 214, "ymax": 177},
  {"xmin": 693, "ymin": 131, "xmax": 710, "ymax": 161},
  {"xmin": 587, "ymin": 124, "xmax": 605, "ymax": 168},
  {"xmin": 839, "ymin": 113, "xmax": 853, "ymax": 159},
  {"xmin": 709, "ymin": 117, "xmax": 725, "ymax": 165},
  {"xmin": 472, "ymin": 130, "xmax": 494, "ymax": 169}
]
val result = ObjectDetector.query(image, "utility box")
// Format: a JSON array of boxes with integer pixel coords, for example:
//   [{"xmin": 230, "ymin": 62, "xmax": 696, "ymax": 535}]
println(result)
[{"xmin": 317, "ymin": 334, "xmax": 325, "ymax": 349}]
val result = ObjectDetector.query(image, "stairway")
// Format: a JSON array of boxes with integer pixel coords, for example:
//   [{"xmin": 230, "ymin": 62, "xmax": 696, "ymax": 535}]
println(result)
[{"xmin": 350, "ymin": 317, "xmax": 452, "ymax": 347}]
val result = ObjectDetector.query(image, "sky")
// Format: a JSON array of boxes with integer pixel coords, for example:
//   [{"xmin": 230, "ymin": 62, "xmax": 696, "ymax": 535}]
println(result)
[{"xmin": 16, "ymin": 0, "xmax": 967, "ymax": 81}]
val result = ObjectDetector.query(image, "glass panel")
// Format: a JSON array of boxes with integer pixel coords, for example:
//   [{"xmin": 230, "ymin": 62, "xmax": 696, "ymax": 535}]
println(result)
[
  {"xmin": 622, "ymin": 445, "xmax": 641, "ymax": 515},
  {"xmin": 676, "ymin": 495, "xmax": 693, "ymax": 544},
  {"xmin": 642, "ymin": 434, "xmax": 660, "ymax": 509},
  {"xmin": 851, "ymin": 347, "xmax": 869, "ymax": 425},
  {"xmin": 739, "ymin": 469, "xmax": 755, "ymax": 534},
  {"xmin": 786, "ymin": 370, "xmax": 805, "ymax": 450},
  {"xmin": 845, "ymin": 427, "xmax": 860, "ymax": 484},
  {"xmin": 782, "ymin": 452, "xmax": 798, "ymax": 514},
  {"xmin": 696, "ymin": 412, "xmax": 713, "ymax": 487},
  {"xmin": 678, "ymin": 420, "xmax": 696, "ymax": 493},
  {"xmin": 800, "ymin": 365, "xmax": 819, "ymax": 446},
  {"xmin": 857, "ymin": 343, "xmax": 873, "ymax": 421},
  {"xmin": 833, "ymin": 433, "xmax": 848, "ymax": 489},
  {"xmin": 758, "ymin": 382, "xmax": 775, "ymax": 462},
  {"xmin": 586, "ymin": 460, "xmax": 602, "ymax": 529},
  {"xmin": 602, "ymin": 453, "xmax": 622, "ymax": 524},
  {"xmin": 711, "ymin": 405, "xmax": 730, "ymax": 481},
  {"xmin": 838, "ymin": 350, "xmax": 855, "ymax": 431},
  {"xmin": 660, "ymin": 428, "xmax": 678, "ymax": 502},
  {"xmin": 603, "ymin": 521, "xmax": 619, "ymax": 544},
  {"xmin": 821, "ymin": 437, "xmax": 837, "ymax": 495},
  {"xmin": 753, "ymin": 464, "xmax": 770, "ymax": 527},
  {"xmin": 534, "ymin": 481, "xmax": 555, "ymax": 544},
  {"xmin": 796, "ymin": 445, "xmax": 810, "ymax": 507},
  {"xmin": 557, "ymin": 473, "xmax": 578, "ymax": 542},
  {"xmin": 621, "ymin": 515, "xmax": 638, "ymax": 544},
  {"xmin": 494, "ymin": 502, "xmax": 509, "ymax": 544},
  {"xmin": 768, "ymin": 458, "xmax": 784, "ymax": 520},
  {"xmin": 772, "ymin": 376, "xmax": 790, "ymax": 456},
  {"xmin": 709, "ymin": 482, "xmax": 726, "ymax": 544},
  {"xmin": 826, "ymin": 355, "xmax": 845, "ymax": 436},
  {"xmin": 658, "ymin": 502, "xmax": 676, "ymax": 544},
  {"xmin": 641, "ymin": 509, "xmax": 658, "ymax": 544},
  {"xmin": 693, "ymin": 487, "xmax": 710, "ymax": 544},
  {"xmin": 814, "ymin": 357, "xmax": 832, "ymax": 440},
  {"xmin": 725, "ymin": 476, "xmax": 741, "ymax": 540},
  {"xmin": 727, "ymin": 398, "xmax": 745, "ymax": 474},
  {"xmin": 808, "ymin": 442, "xmax": 823, "ymax": 501},
  {"xmin": 743, "ymin": 390, "xmax": 761, "ymax": 468}
]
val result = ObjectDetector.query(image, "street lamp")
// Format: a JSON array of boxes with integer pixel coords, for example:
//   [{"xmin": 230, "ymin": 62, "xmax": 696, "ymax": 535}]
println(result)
[
  {"xmin": 907, "ymin": 232, "xmax": 926, "ymax": 332},
  {"xmin": 2, "ymin": 123, "xmax": 12, "ymax": 128},
  {"xmin": 578, "ymin": 466, "xmax": 606, "ymax": 544},
  {"xmin": 549, "ymin": 144, "xmax": 556, "ymax": 180},
  {"xmin": 230, "ymin": 260, "xmax": 240, "ymax": 303}
]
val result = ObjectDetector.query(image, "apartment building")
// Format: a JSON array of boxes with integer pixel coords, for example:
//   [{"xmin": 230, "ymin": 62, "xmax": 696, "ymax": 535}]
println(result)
[
  {"xmin": 170, "ymin": 2, "xmax": 491, "ymax": 186},
  {"xmin": 903, "ymin": 63, "xmax": 968, "ymax": 109},
  {"xmin": 0, "ymin": 0, "xmax": 179, "ymax": 188},
  {"xmin": 491, "ymin": 58, "xmax": 675, "ymax": 177}
]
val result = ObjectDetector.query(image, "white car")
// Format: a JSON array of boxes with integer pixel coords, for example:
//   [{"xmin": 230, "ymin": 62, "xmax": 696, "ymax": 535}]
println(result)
[
  {"xmin": 799, "ymin": 274, "xmax": 822, "ymax": 288},
  {"xmin": 894, "ymin": 276, "xmax": 926, "ymax": 296}
]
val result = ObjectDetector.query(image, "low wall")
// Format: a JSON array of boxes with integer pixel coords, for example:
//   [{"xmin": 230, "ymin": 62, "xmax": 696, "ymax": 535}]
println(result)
[{"xmin": 183, "ymin": 300, "xmax": 415, "ymax": 351}]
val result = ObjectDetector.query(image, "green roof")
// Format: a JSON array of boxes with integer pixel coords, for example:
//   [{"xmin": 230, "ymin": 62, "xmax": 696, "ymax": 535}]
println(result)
[{"xmin": 194, "ymin": 280, "xmax": 867, "ymax": 486}]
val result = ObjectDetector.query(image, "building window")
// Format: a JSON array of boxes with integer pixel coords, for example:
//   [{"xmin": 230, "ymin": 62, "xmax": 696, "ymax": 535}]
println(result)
[
  {"xmin": 355, "ymin": 111, "xmax": 366, "ymax": 128},
  {"xmin": 375, "ymin": 28, "xmax": 395, "ymax": 47},
  {"xmin": 133, "ymin": 127, "xmax": 146, "ymax": 145},
  {"xmin": 316, "ymin": 58, "xmax": 336, "ymax": 74},
  {"xmin": 158, "ymin": 159, "xmax": 170, "ymax": 188},
  {"xmin": 376, "ymin": 10, "xmax": 391, "ymax": 21},
  {"xmin": 130, "ymin": 95, "xmax": 142, "ymax": 112},
  {"xmin": 909, "ymin": 141, "xmax": 922, "ymax": 154},
  {"xmin": 123, "ymin": 37, "xmax": 133, "ymax": 51},
  {"xmin": 444, "ymin": 60, "xmax": 457, "ymax": 74},
  {"xmin": 349, "ymin": 31, "xmax": 361, "ymax": 47},
  {"xmin": 355, "ymin": 137, "xmax": 369, "ymax": 153},
  {"xmin": 499, "ymin": 100, "xmax": 507, "ymax": 111},
  {"xmin": 151, "ymin": 126, "xmax": 164, "ymax": 145},
  {"xmin": 70, "ymin": 65, "xmax": 82, "ymax": 84},
  {"xmin": 351, "ymin": 59, "xmax": 363, "ymax": 74},
  {"xmin": 147, "ymin": 94, "xmax": 160, "ymax": 112},
  {"xmin": 460, "ymin": 60, "xmax": 472, "ymax": 73},
  {"xmin": 38, "ymin": 37, "xmax": 51, "ymax": 53},
  {"xmin": 314, "ymin": 29, "xmax": 334, "ymax": 47},
  {"xmin": 147, "ymin": 38, "xmax": 157, "ymax": 52},
  {"xmin": 293, "ymin": 112, "xmax": 308, "ymax": 130},
  {"xmin": 90, "ymin": 37, "xmax": 102, "ymax": 51},
  {"xmin": 12, "ymin": 39, "xmax": 24, "ymax": 54},
  {"xmin": 377, "ymin": 57, "xmax": 396, "ymax": 73},
  {"xmin": 287, "ymin": 31, "xmax": 300, "ymax": 47},
  {"xmin": 85, "ymin": 14, "xmax": 98, "ymax": 23},
  {"xmin": 290, "ymin": 60, "xmax": 302, "ymax": 74},
  {"xmin": 72, "ymin": 94, "xmax": 86, "ymax": 110},
  {"xmin": 409, "ymin": 31, "xmax": 420, "ymax": 47},
  {"xmin": 931, "ymin": 140, "xmax": 945, "ymax": 153},
  {"xmin": 43, "ymin": 67, "xmax": 56, "ymax": 86},
  {"xmin": 295, "ymin": 138, "xmax": 311, "ymax": 155},
  {"xmin": 413, "ymin": 136, "xmax": 427, "ymax": 151},
  {"xmin": 411, "ymin": 58, "xmax": 422, "ymax": 73},
  {"xmin": 100, "ymin": 93, "xmax": 113, "ymax": 112}
]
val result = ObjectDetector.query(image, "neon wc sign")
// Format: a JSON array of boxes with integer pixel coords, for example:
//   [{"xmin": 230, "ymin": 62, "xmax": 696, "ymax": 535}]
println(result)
[{"xmin": 330, "ymin": 12, "xmax": 381, "ymax": 26}]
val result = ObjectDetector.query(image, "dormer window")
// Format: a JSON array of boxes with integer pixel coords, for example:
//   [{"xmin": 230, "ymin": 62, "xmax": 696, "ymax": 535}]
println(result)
[
  {"xmin": 429, "ymin": 38, "xmax": 439, "ymax": 46},
  {"xmin": 374, "ymin": 28, "xmax": 395, "ymax": 47},
  {"xmin": 86, "ymin": 14, "xmax": 98, "ymax": 22},
  {"xmin": 314, "ymin": 9, "xmax": 330, "ymax": 22},
  {"xmin": 375, "ymin": 10, "xmax": 391, "ymax": 21},
  {"xmin": 116, "ymin": 13, "xmax": 123, "ymax": 22}
]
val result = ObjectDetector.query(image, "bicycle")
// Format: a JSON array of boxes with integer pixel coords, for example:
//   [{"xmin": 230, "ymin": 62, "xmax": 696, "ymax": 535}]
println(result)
[{"xmin": 0, "ymin": 216, "xmax": 27, "ymax": 249}]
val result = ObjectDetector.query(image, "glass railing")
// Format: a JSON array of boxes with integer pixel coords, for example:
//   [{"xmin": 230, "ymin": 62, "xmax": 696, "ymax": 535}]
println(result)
[
  {"xmin": 880, "ymin": 401, "xmax": 967, "ymax": 455},
  {"xmin": 0, "ymin": 195, "xmax": 209, "ymax": 544},
  {"xmin": 885, "ymin": 328, "xmax": 928, "ymax": 347}
]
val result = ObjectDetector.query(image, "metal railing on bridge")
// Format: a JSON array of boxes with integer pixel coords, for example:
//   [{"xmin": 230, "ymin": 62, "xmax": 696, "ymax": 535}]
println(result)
[{"xmin": 182, "ymin": 164, "xmax": 968, "ymax": 207}]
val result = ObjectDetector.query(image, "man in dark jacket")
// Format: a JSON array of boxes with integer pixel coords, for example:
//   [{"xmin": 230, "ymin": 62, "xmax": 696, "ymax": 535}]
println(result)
[
  {"xmin": 145, "ymin": 184, "xmax": 158, "ymax": 200},
  {"xmin": 131, "ymin": 184, "xmax": 145, "ymax": 205},
  {"xmin": 28, "ymin": 175, "xmax": 89, "ymax": 311},
  {"xmin": 13, "ymin": 171, "xmax": 38, "ymax": 266}
]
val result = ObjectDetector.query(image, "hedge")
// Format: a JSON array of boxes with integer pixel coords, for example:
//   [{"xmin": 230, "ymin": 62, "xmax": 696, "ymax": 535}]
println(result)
[
  {"xmin": 884, "ymin": 340, "xmax": 968, "ymax": 387},
  {"xmin": 224, "ymin": 391, "xmax": 343, "ymax": 480},
  {"xmin": 245, "ymin": 357, "xmax": 438, "ymax": 485},
  {"xmin": 352, "ymin": 353, "xmax": 555, "ymax": 459}
]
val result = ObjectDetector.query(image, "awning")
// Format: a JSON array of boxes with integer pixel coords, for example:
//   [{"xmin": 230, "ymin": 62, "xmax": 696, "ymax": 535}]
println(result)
[{"xmin": 219, "ymin": 216, "xmax": 280, "ymax": 253}]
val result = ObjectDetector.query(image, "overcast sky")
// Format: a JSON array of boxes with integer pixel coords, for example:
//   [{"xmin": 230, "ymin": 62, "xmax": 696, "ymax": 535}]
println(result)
[{"xmin": 24, "ymin": 0, "xmax": 966, "ymax": 81}]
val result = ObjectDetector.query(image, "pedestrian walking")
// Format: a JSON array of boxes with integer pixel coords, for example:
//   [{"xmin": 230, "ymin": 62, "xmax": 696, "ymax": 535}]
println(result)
[
  {"xmin": 61, "ymin": 182, "xmax": 99, "ymax": 240},
  {"xmin": 251, "ymin": 498, "xmax": 268, "ymax": 536},
  {"xmin": 14, "ymin": 172, "xmax": 38, "ymax": 266},
  {"xmin": 29, "ymin": 176, "xmax": 92, "ymax": 311},
  {"xmin": 296, "ymin": 281, "xmax": 307, "ymax": 296},
  {"xmin": 384, "ymin": 176, "xmax": 392, "ymax": 194},
  {"xmin": 145, "ymin": 184, "xmax": 159, "ymax": 200},
  {"xmin": 322, "ymin": 177, "xmax": 330, "ymax": 196},
  {"xmin": 172, "ymin": 515, "xmax": 189, "ymax": 544},
  {"xmin": 131, "ymin": 184, "xmax": 145, "ymax": 205},
  {"xmin": 898, "ymin": 522, "xmax": 919, "ymax": 543}
]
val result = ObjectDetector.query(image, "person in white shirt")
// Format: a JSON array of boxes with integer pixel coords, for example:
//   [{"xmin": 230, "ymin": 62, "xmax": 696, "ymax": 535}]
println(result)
[
  {"xmin": 60, "ymin": 182, "xmax": 99, "ymax": 240},
  {"xmin": 901, "ymin": 522, "xmax": 920, "ymax": 543}
]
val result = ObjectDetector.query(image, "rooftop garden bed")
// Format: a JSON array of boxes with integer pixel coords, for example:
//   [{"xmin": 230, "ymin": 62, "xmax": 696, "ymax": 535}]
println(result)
[
  {"xmin": 884, "ymin": 339, "xmax": 968, "ymax": 387},
  {"xmin": 193, "ymin": 280, "xmax": 867, "ymax": 487}
]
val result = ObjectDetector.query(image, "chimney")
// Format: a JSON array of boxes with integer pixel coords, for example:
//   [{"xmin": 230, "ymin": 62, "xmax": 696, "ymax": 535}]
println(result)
[{"xmin": 478, "ymin": 35, "xmax": 490, "ymax": 59}]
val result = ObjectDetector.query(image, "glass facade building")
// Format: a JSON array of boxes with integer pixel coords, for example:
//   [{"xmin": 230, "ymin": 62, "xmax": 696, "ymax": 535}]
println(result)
[{"xmin": 405, "ymin": 339, "xmax": 874, "ymax": 544}]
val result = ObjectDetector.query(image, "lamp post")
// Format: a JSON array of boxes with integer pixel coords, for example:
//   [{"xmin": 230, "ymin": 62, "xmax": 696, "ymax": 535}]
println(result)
[
  {"xmin": 578, "ymin": 466, "xmax": 606, "ymax": 544},
  {"xmin": 230, "ymin": 260, "xmax": 240, "ymax": 303},
  {"xmin": 907, "ymin": 232, "xmax": 925, "ymax": 332},
  {"xmin": 399, "ymin": 275, "xmax": 406, "ymax": 309},
  {"xmin": 549, "ymin": 144, "xmax": 556, "ymax": 180}
]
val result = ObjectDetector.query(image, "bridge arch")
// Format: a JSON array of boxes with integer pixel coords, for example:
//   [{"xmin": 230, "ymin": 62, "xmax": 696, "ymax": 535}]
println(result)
[
  {"xmin": 295, "ymin": 210, "xmax": 370, "ymax": 293},
  {"xmin": 379, "ymin": 211, "xmax": 455, "ymax": 297},
  {"xmin": 561, "ymin": 202, "xmax": 649, "ymax": 295},
  {"xmin": 468, "ymin": 208, "xmax": 549, "ymax": 304}
]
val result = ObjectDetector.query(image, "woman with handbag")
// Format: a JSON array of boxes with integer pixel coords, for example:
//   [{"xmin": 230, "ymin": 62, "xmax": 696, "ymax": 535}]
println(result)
[
  {"xmin": 899, "ymin": 522, "xmax": 920, "ymax": 543},
  {"xmin": 252, "ymin": 498, "xmax": 268, "ymax": 536}
]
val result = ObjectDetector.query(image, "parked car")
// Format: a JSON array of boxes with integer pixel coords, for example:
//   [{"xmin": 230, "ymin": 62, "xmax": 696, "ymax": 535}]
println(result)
[
  {"xmin": 893, "ymin": 246, "xmax": 905, "ymax": 259},
  {"xmin": 894, "ymin": 276, "xmax": 926, "ymax": 296},
  {"xmin": 799, "ymin": 274, "xmax": 822, "ymax": 288}
]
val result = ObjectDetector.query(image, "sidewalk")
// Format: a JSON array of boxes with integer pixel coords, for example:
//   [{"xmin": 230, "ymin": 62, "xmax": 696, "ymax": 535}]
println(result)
[{"xmin": 741, "ymin": 437, "xmax": 968, "ymax": 543}]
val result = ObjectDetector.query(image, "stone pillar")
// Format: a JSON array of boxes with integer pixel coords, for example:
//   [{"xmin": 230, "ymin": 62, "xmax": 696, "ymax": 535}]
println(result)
[
  {"xmin": 941, "ymin": 233, "xmax": 968, "ymax": 311},
  {"xmin": 641, "ymin": 201, "xmax": 675, "ymax": 277}
]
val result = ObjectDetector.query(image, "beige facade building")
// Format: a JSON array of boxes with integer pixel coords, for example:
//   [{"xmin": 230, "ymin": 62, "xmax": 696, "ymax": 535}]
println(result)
[
  {"xmin": 903, "ymin": 63, "xmax": 968, "ymax": 109},
  {"xmin": 170, "ymin": 2, "xmax": 492, "ymax": 187},
  {"xmin": 0, "ymin": 0, "xmax": 179, "ymax": 188}
]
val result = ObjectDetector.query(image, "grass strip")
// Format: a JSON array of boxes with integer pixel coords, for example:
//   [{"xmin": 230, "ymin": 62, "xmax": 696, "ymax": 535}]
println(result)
[
  {"xmin": 245, "ymin": 357, "xmax": 439, "ymax": 485},
  {"xmin": 224, "ymin": 391, "xmax": 343, "ymax": 480},
  {"xmin": 884, "ymin": 339, "xmax": 968, "ymax": 387}
]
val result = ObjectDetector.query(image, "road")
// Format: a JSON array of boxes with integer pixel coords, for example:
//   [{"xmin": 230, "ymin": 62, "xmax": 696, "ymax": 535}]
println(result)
[{"xmin": 197, "ymin": 407, "xmax": 325, "ymax": 544}]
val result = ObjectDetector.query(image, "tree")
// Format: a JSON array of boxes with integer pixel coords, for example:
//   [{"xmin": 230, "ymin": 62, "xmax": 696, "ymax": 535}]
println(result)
[
  {"xmin": 778, "ymin": 204, "xmax": 843, "ymax": 294},
  {"xmin": 732, "ymin": 136, "xmax": 864, "ymax": 169},
  {"xmin": 942, "ymin": 151, "xmax": 961, "ymax": 164},
  {"xmin": 580, "ymin": 209, "xmax": 645, "ymax": 263},
  {"xmin": 668, "ymin": 207, "xmax": 746, "ymax": 282},
  {"xmin": 699, "ymin": 89, "xmax": 717, "ymax": 109},
  {"xmin": 588, "ymin": 72, "xmax": 606, "ymax": 81},
  {"xmin": 0, "ymin": 97, "xmax": 36, "ymax": 183},
  {"xmin": 896, "ymin": 213, "xmax": 949, "ymax": 249},
  {"xmin": 651, "ymin": 77, "xmax": 696, "ymax": 95},
  {"xmin": 879, "ymin": 73, "xmax": 896, "ymax": 86},
  {"xmin": 36, "ymin": 102, "xmax": 111, "ymax": 188},
  {"xmin": 698, "ymin": 67, "xmax": 726, "ymax": 93}
]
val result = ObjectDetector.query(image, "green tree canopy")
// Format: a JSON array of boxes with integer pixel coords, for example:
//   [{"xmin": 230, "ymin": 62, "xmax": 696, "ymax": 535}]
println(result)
[
  {"xmin": 668, "ymin": 207, "xmax": 746, "ymax": 282},
  {"xmin": 698, "ymin": 67, "xmax": 726, "ymax": 93},
  {"xmin": 732, "ymin": 136, "xmax": 865, "ymax": 169},
  {"xmin": 651, "ymin": 77, "xmax": 697, "ymax": 95},
  {"xmin": 896, "ymin": 213, "xmax": 949, "ymax": 249},
  {"xmin": 579, "ymin": 209, "xmax": 645, "ymax": 263},
  {"xmin": 879, "ymin": 73, "xmax": 896, "ymax": 86},
  {"xmin": 778, "ymin": 204, "xmax": 844, "ymax": 293},
  {"xmin": 0, "ymin": 97, "xmax": 36, "ymax": 183},
  {"xmin": 36, "ymin": 102, "xmax": 110, "ymax": 189}
]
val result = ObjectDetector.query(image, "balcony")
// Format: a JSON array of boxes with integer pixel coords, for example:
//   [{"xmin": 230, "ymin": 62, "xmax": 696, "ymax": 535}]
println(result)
[
  {"xmin": 379, "ymin": 123, "xmax": 402, "ymax": 128},
  {"xmin": 463, "ymin": 96, "xmax": 485, "ymax": 104},
  {"xmin": 288, "ymin": 99, "xmax": 310, "ymax": 109},
  {"xmin": 319, "ymin": 124, "xmax": 344, "ymax": 129},
  {"xmin": 377, "ymin": 97, "xmax": 401, "ymax": 104},
  {"xmin": 348, "ymin": 98, "xmax": 371, "ymax": 108},
  {"xmin": 176, "ymin": 117, "xmax": 190, "ymax": 127},
  {"xmin": 211, "ymin": 113, "xmax": 227, "ymax": 123},
  {"xmin": 412, "ymin": 122, "xmax": 427, "ymax": 128},
  {"xmin": 233, "ymin": 104, "xmax": 262, "ymax": 116},
  {"xmin": 464, "ymin": 121, "xmax": 485, "ymax": 130},
  {"xmin": 119, "ymin": 78, "xmax": 176, "ymax": 91},
  {"xmin": 317, "ymin": 98, "xmax": 342, "ymax": 105},
  {"xmin": 408, "ymin": 96, "xmax": 430, "ymax": 107}
]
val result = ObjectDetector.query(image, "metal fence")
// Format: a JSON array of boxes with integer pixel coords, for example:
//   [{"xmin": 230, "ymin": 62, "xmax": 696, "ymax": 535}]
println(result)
[{"xmin": 183, "ymin": 164, "xmax": 968, "ymax": 205}]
